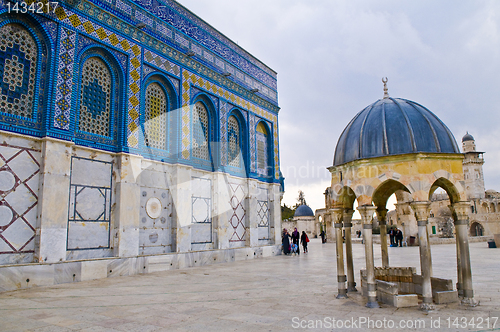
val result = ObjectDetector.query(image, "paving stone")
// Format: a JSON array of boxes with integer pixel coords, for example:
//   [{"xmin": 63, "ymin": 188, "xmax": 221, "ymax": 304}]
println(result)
[{"xmin": 0, "ymin": 241, "xmax": 497, "ymax": 331}]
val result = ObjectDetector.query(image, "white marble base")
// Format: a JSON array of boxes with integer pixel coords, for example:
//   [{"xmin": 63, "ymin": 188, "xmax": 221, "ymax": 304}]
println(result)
[{"xmin": 0, "ymin": 244, "xmax": 281, "ymax": 292}]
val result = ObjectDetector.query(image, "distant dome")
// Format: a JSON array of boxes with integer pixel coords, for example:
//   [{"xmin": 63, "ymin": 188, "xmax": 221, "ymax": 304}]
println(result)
[
  {"xmin": 334, "ymin": 97, "xmax": 460, "ymax": 166},
  {"xmin": 462, "ymin": 132, "xmax": 474, "ymax": 142},
  {"xmin": 294, "ymin": 205, "xmax": 314, "ymax": 217}
]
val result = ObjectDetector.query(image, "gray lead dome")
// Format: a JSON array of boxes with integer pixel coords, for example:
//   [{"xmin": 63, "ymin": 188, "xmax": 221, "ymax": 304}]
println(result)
[
  {"xmin": 333, "ymin": 97, "xmax": 460, "ymax": 166},
  {"xmin": 294, "ymin": 205, "xmax": 314, "ymax": 217}
]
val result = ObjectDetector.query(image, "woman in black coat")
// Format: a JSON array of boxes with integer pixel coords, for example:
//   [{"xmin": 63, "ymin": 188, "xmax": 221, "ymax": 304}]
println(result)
[
  {"xmin": 300, "ymin": 231, "xmax": 309, "ymax": 253},
  {"xmin": 282, "ymin": 229, "xmax": 291, "ymax": 255}
]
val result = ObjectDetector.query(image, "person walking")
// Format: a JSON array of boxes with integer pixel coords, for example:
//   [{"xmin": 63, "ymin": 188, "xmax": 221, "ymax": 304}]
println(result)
[
  {"xmin": 292, "ymin": 228, "xmax": 300, "ymax": 254},
  {"xmin": 300, "ymin": 231, "xmax": 309, "ymax": 253},
  {"xmin": 282, "ymin": 229, "xmax": 291, "ymax": 255},
  {"xmin": 396, "ymin": 229, "xmax": 403, "ymax": 247},
  {"xmin": 320, "ymin": 230, "xmax": 326, "ymax": 243},
  {"xmin": 389, "ymin": 228, "xmax": 395, "ymax": 246}
]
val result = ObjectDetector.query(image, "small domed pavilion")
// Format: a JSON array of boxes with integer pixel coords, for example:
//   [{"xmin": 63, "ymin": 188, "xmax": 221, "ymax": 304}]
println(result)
[{"xmin": 328, "ymin": 79, "xmax": 476, "ymax": 309}]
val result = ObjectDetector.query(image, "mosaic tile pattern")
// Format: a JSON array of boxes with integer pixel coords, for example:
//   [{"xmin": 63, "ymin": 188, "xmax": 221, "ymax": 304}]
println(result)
[
  {"xmin": 256, "ymin": 123, "xmax": 268, "ymax": 176},
  {"xmin": 74, "ymin": 0, "xmax": 279, "ymax": 105},
  {"xmin": 56, "ymin": 7, "xmax": 143, "ymax": 147},
  {"xmin": 0, "ymin": 143, "xmax": 40, "ymax": 259},
  {"xmin": 54, "ymin": 27, "xmax": 76, "ymax": 130},
  {"xmin": 229, "ymin": 183, "xmax": 246, "ymax": 243},
  {"xmin": 0, "ymin": 24, "xmax": 37, "ymax": 119},
  {"xmin": 96, "ymin": 0, "xmax": 277, "ymax": 91},
  {"xmin": 181, "ymin": 69, "xmax": 279, "ymax": 178},
  {"xmin": 192, "ymin": 102, "xmax": 209, "ymax": 160},
  {"xmin": 78, "ymin": 57, "xmax": 112, "ymax": 136},
  {"xmin": 144, "ymin": 82, "xmax": 167, "ymax": 150},
  {"xmin": 143, "ymin": 50, "xmax": 180, "ymax": 77},
  {"xmin": 249, "ymin": 114, "xmax": 256, "ymax": 172},
  {"xmin": 220, "ymin": 101, "xmax": 228, "ymax": 166},
  {"xmin": 228, "ymin": 115, "xmax": 241, "ymax": 167}
]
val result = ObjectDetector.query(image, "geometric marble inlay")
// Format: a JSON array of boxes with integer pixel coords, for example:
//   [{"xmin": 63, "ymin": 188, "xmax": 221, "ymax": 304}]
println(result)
[
  {"xmin": 229, "ymin": 183, "xmax": 246, "ymax": 242},
  {"xmin": 257, "ymin": 187, "xmax": 270, "ymax": 240},
  {"xmin": 0, "ymin": 143, "xmax": 40, "ymax": 258},
  {"xmin": 67, "ymin": 157, "xmax": 112, "ymax": 250}
]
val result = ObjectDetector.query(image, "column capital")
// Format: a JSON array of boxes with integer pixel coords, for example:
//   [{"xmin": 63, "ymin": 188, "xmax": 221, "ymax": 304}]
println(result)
[
  {"xmin": 329, "ymin": 208, "xmax": 344, "ymax": 223},
  {"xmin": 357, "ymin": 205, "xmax": 376, "ymax": 224},
  {"xmin": 410, "ymin": 201, "xmax": 431, "ymax": 222},
  {"xmin": 376, "ymin": 208, "xmax": 388, "ymax": 224},
  {"xmin": 343, "ymin": 209, "xmax": 355, "ymax": 222},
  {"xmin": 451, "ymin": 202, "xmax": 470, "ymax": 220}
]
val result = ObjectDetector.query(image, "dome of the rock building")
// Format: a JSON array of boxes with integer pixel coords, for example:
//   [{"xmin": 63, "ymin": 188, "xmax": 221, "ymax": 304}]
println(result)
[
  {"xmin": 333, "ymin": 97, "xmax": 460, "ymax": 166},
  {"xmin": 462, "ymin": 132, "xmax": 474, "ymax": 142},
  {"xmin": 294, "ymin": 205, "xmax": 314, "ymax": 217}
]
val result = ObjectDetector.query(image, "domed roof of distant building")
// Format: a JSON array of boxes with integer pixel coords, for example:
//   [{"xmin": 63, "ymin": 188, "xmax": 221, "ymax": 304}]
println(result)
[
  {"xmin": 294, "ymin": 204, "xmax": 314, "ymax": 217},
  {"xmin": 462, "ymin": 132, "xmax": 474, "ymax": 142},
  {"xmin": 333, "ymin": 96, "xmax": 460, "ymax": 166}
]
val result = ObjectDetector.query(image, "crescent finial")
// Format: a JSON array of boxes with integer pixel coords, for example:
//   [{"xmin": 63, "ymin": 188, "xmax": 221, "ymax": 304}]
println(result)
[{"xmin": 382, "ymin": 77, "xmax": 389, "ymax": 98}]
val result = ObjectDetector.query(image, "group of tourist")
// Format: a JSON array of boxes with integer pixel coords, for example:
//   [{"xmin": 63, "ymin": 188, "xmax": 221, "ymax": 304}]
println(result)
[
  {"xmin": 389, "ymin": 228, "xmax": 404, "ymax": 247},
  {"xmin": 282, "ymin": 228, "xmax": 309, "ymax": 255}
]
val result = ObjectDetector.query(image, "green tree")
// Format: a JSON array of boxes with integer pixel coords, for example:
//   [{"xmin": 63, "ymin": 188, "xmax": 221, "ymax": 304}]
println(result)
[{"xmin": 281, "ymin": 203, "xmax": 296, "ymax": 221}]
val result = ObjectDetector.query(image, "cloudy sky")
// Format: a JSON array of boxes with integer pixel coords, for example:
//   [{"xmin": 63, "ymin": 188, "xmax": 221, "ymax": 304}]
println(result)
[{"xmin": 177, "ymin": 0, "xmax": 500, "ymax": 212}]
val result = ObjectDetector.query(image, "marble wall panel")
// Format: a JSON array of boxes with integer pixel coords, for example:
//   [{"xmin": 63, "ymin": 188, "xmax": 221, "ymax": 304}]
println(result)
[
  {"xmin": 0, "ymin": 139, "xmax": 40, "ymax": 265},
  {"xmin": 66, "ymin": 248, "xmax": 114, "ymax": 261},
  {"xmin": 0, "ymin": 264, "xmax": 53, "ymax": 292},
  {"xmin": 68, "ymin": 157, "xmax": 112, "ymax": 251},
  {"xmin": 107, "ymin": 258, "xmax": 131, "ymax": 277},
  {"xmin": 147, "ymin": 255, "xmax": 176, "ymax": 273},
  {"xmin": 139, "ymin": 186, "xmax": 172, "ymax": 255},
  {"xmin": 67, "ymin": 222, "xmax": 110, "ymax": 250},
  {"xmin": 70, "ymin": 158, "xmax": 113, "ymax": 187},
  {"xmin": 191, "ymin": 223, "xmax": 211, "ymax": 243},
  {"xmin": 54, "ymin": 261, "xmax": 82, "ymax": 284},
  {"xmin": 81, "ymin": 260, "xmax": 108, "ymax": 281}
]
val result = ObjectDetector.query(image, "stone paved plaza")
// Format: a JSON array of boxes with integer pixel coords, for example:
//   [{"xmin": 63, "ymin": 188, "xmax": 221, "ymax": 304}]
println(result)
[{"xmin": 0, "ymin": 239, "xmax": 499, "ymax": 332}]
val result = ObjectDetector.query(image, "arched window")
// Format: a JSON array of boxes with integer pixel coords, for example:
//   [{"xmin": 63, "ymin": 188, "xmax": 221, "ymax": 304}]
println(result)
[
  {"xmin": 0, "ymin": 23, "xmax": 37, "ymax": 119},
  {"xmin": 144, "ymin": 82, "xmax": 167, "ymax": 149},
  {"xmin": 256, "ymin": 121, "xmax": 269, "ymax": 176},
  {"xmin": 192, "ymin": 101, "xmax": 209, "ymax": 160},
  {"xmin": 78, "ymin": 56, "xmax": 112, "ymax": 137},
  {"xmin": 228, "ymin": 115, "xmax": 241, "ymax": 167}
]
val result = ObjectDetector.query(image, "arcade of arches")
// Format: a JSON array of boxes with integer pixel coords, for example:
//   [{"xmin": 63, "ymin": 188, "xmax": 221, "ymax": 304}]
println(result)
[{"xmin": 324, "ymin": 88, "xmax": 479, "ymax": 310}]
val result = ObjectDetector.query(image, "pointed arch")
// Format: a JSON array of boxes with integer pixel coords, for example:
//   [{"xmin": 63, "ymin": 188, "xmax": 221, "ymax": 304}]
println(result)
[
  {"xmin": 227, "ymin": 107, "xmax": 248, "ymax": 174},
  {"xmin": 75, "ymin": 46, "xmax": 125, "ymax": 148},
  {"xmin": 141, "ymin": 72, "xmax": 178, "ymax": 152},
  {"xmin": 429, "ymin": 177, "xmax": 461, "ymax": 205},
  {"xmin": 372, "ymin": 179, "xmax": 411, "ymax": 210},
  {"xmin": 191, "ymin": 93, "xmax": 218, "ymax": 169},
  {"xmin": 256, "ymin": 120, "xmax": 273, "ymax": 178},
  {"xmin": 0, "ymin": 13, "xmax": 53, "ymax": 133}
]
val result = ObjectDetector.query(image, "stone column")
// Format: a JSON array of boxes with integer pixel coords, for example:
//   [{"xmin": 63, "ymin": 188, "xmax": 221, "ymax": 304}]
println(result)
[
  {"xmin": 37, "ymin": 138, "xmax": 74, "ymax": 263},
  {"xmin": 358, "ymin": 205, "xmax": 379, "ymax": 308},
  {"xmin": 331, "ymin": 208, "xmax": 347, "ymax": 299},
  {"xmin": 411, "ymin": 201, "xmax": 434, "ymax": 310},
  {"xmin": 170, "ymin": 164, "xmax": 192, "ymax": 252},
  {"xmin": 343, "ymin": 209, "xmax": 357, "ymax": 292},
  {"xmin": 270, "ymin": 183, "xmax": 282, "ymax": 245},
  {"xmin": 454, "ymin": 225, "xmax": 463, "ymax": 297},
  {"xmin": 376, "ymin": 208, "xmax": 389, "ymax": 268},
  {"xmin": 452, "ymin": 202, "xmax": 477, "ymax": 306},
  {"xmin": 247, "ymin": 179, "xmax": 259, "ymax": 247},
  {"xmin": 113, "ymin": 153, "xmax": 142, "ymax": 257}
]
